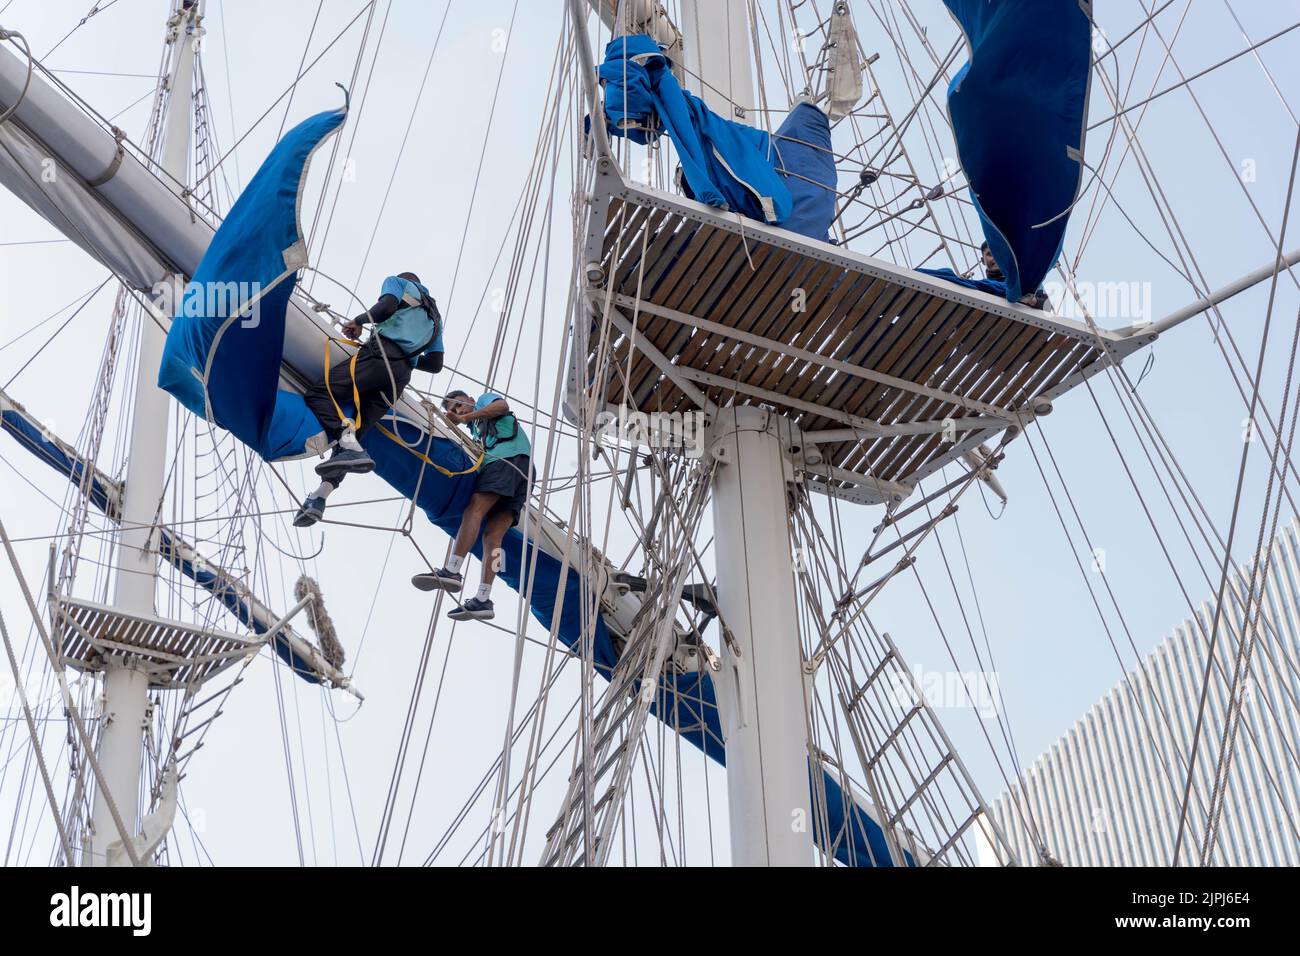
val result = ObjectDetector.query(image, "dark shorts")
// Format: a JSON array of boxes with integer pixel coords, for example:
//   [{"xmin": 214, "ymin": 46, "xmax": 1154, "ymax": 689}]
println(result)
[{"xmin": 474, "ymin": 455, "xmax": 532, "ymax": 526}]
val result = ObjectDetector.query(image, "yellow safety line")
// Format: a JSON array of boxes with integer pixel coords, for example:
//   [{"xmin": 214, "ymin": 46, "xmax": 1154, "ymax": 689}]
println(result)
[
  {"xmin": 322, "ymin": 334, "xmax": 483, "ymax": 478},
  {"xmin": 323, "ymin": 335, "xmax": 363, "ymax": 432},
  {"xmin": 375, "ymin": 422, "xmax": 484, "ymax": 478}
]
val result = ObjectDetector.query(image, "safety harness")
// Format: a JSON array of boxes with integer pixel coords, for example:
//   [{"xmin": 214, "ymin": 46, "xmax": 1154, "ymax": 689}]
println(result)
[
  {"xmin": 321, "ymin": 328, "xmax": 482, "ymax": 478},
  {"xmin": 477, "ymin": 411, "xmax": 519, "ymax": 453}
]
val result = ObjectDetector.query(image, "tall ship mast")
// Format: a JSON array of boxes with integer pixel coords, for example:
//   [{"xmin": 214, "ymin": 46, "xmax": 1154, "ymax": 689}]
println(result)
[{"xmin": 0, "ymin": 0, "xmax": 1297, "ymax": 872}]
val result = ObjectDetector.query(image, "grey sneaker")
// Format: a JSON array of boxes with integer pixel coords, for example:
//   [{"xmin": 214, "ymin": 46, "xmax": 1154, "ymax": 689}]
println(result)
[
  {"xmin": 293, "ymin": 495, "xmax": 327, "ymax": 528},
  {"xmin": 449, "ymin": 597, "xmax": 494, "ymax": 621},
  {"xmin": 412, "ymin": 568, "xmax": 463, "ymax": 592},
  {"xmin": 316, "ymin": 446, "xmax": 374, "ymax": 478}
]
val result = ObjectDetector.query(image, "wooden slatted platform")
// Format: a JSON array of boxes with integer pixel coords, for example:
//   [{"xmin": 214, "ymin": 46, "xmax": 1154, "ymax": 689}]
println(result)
[
  {"xmin": 53, "ymin": 593, "xmax": 263, "ymax": 689},
  {"xmin": 575, "ymin": 171, "xmax": 1153, "ymax": 499}
]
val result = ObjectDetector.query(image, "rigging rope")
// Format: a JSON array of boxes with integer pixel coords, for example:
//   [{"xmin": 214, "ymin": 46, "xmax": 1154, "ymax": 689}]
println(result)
[
  {"xmin": 0, "ymin": 25, "xmax": 32, "ymax": 125},
  {"xmin": 1172, "ymin": 125, "xmax": 1300, "ymax": 865}
]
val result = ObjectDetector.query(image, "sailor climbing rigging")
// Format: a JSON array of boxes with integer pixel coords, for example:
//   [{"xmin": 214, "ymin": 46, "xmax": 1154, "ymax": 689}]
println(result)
[
  {"xmin": 412, "ymin": 389, "xmax": 535, "ymax": 622},
  {"xmin": 295, "ymin": 272, "xmax": 445, "ymax": 527}
]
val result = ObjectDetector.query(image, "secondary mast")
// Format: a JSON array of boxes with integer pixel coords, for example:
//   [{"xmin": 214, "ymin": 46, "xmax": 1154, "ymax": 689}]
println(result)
[{"xmin": 89, "ymin": 0, "xmax": 200, "ymax": 867}]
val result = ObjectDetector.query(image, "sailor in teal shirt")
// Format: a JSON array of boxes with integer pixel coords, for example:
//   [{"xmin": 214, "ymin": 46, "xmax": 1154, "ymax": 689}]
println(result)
[
  {"xmin": 296, "ymin": 271, "xmax": 444, "ymax": 528},
  {"xmin": 470, "ymin": 392, "xmax": 532, "ymax": 462},
  {"xmin": 412, "ymin": 389, "xmax": 535, "ymax": 622}
]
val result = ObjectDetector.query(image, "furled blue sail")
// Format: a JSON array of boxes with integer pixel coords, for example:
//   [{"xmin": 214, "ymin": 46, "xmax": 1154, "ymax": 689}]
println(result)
[
  {"xmin": 943, "ymin": 0, "xmax": 1093, "ymax": 301},
  {"xmin": 1, "ymin": 405, "xmax": 118, "ymax": 517},
  {"xmin": 772, "ymin": 101, "xmax": 838, "ymax": 243},
  {"xmin": 598, "ymin": 35, "xmax": 840, "ymax": 243},
  {"xmin": 599, "ymin": 34, "xmax": 789, "ymax": 224},
  {"xmin": 917, "ymin": 266, "xmax": 1009, "ymax": 299},
  {"xmin": 151, "ymin": 104, "xmax": 904, "ymax": 867},
  {"xmin": 158, "ymin": 107, "xmax": 347, "ymax": 462}
]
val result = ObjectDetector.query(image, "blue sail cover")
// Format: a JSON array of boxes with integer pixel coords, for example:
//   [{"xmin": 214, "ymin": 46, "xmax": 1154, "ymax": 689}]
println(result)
[
  {"xmin": 599, "ymin": 35, "xmax": 794, "ymax": 229},
  {"xmin": 151, "ymin": 103, "xmax": 904, "ymax": 867},
  {"xmin": 772, "ymin": 102, "xmax": 838, "ymax": 243},
  {"xmin": 1, "ymin": 407, "xmax": 118, "ymax": 517},
  {"xmin": 598, "ymin": 37, "xmax": 839, "ymax": 242},
  {"xmin": 598, "ymin": 37, "xmax": 838, "ymax": 241},
  {"xmin": 943, "ymin": 0, "xmax": 1092, "ymax": 301},
  {"xmin": 158, "ymin": 108, "xmax": 346, "ymax": 461},
  {"xmin": 917, "ymin": 266, "xmax": 1009, "ymax": 299}
]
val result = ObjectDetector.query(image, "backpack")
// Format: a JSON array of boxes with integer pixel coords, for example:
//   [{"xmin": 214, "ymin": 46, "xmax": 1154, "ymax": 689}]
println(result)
[{"xmin": 396, "ymin": 290, "xmax": 443, "ymax": 363}]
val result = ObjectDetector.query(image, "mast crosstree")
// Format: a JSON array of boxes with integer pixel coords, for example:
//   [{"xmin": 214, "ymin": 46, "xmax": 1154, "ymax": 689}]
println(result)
[{"xmin": 569, "ymin": 0, "xmax": 1031, "ymax": 866}]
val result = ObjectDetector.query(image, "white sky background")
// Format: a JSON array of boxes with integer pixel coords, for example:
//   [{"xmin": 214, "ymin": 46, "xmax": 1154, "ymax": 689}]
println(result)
[{"xmin": 1, "ymin": 0, "xmax": 1299, "ymax": 866}]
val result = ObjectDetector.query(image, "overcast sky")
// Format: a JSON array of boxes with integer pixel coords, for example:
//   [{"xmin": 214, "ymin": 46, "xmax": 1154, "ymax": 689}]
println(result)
[{"xmin": 2, "ymin": 0, "xmax": 1299, "ymax": 866}]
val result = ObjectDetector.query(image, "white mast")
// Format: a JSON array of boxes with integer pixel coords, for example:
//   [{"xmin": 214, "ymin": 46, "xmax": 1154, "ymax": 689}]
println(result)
[
  {"xmin": 681, "ymin": 0, "xmax": 814, "ymax": 866},
  {"xmin": 678, "ymin": 0, "xmax": 755, "ymax": 121},
  {"xmin": 89, "ymin": 0, "xmax": 199, "ymax": 867},
  {"xmin": 709, "ymin": 409, "xmax": 814, "ymax": 866}
]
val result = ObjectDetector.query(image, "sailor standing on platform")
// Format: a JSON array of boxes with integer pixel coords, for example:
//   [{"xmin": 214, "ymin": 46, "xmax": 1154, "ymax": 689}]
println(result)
[
  {"xmin": 294, "ymin": 272, "xmax": 445, "ymax": 528},
  {"xmin": 412, "ymin": 389, "xmax": 534, "ymax": 622},
  {"xmin": 980, "ymin": 240, "xmax": 1004, "ymax": 282}
]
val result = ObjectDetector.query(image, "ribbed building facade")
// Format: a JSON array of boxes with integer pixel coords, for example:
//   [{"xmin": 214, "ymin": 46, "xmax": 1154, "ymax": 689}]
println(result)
[{"xmin": 981, "ymin": 520, "xmax": 1300, "ymax": 866}]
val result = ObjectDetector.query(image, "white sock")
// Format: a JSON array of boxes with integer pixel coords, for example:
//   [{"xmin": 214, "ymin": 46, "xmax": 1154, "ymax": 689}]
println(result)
[
  {"xmin": 445, "ymin": 553, "xmax": 465, "ymax": 574},
  {"xmin": 314, "ymin": 481, "xmax": 337, "ymax": 500},
  {"xmin": 339, "ymin": 428, "xmax": 363, "ymax": 451},
  {"xmin": 476, "ymin": 583, "xmax": 493, "ymax": 602}
]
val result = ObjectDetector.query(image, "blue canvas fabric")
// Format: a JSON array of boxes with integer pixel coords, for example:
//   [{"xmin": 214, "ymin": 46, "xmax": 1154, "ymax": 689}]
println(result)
[
  {"xmin": 598, "ymin": 37, "xmax": 838, "ymax": 241},
  {"xmin": 598, "ymin": 34, "xmax": 792, "ymax": 226},
  {"xmin": 772, "ymin": 101, "xmax": 838, "ymax": 243},
  {"xmin": 158, "ymin": 106, "xmax": 349, "ymax": 461},
  {"xmin": 148, "ymin": 104, "xmax": 903, "ymax": 867},
  {"xmin": 1, "ymin": 407, "xmax": 118, "ymax": 517},
  {"xmin": 918, "ymin": 266, "xmax": 1009, "ymax": 298},
  {"xmin": 943, "ymin": 0, "xmax": 1092, "ymax": 301}
]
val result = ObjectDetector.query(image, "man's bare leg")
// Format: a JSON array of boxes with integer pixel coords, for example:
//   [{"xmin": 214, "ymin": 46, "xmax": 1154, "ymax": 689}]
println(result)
[
  {"xmin": 447, "ymin": 509, "xmax": 514, "ymax": 619},
  {"xmin": 479, "ymin": 509, "xmax": 515, "ymax": 589},
  {"xmin": 452, "ymin": 492, "xmax": 499, "ymax": 561},
  {"xmin": 412, "ymin": 492, "xmax": 501, "ymax": 592}
]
